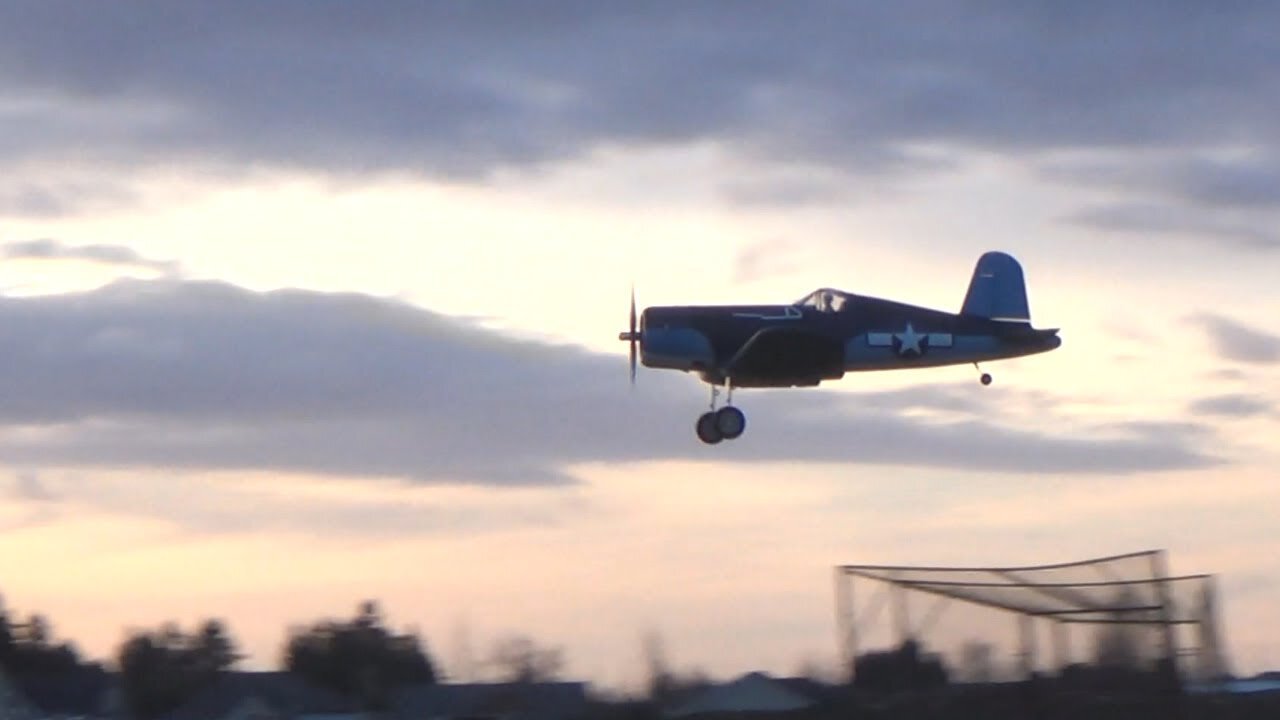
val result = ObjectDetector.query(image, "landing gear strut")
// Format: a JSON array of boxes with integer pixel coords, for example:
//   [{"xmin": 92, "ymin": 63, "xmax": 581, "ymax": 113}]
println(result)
[{"xmin": 695, "ymin": 382, "xmax": 746, "ymax": 444}]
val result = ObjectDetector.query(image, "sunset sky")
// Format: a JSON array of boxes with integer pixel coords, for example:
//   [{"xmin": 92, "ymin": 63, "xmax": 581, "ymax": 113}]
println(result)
[{"xmin": 1, "ymin": 2, "xmax": 1278, "ymax": 690}]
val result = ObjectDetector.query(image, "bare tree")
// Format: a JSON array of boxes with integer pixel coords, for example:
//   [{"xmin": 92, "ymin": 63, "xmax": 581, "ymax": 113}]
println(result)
[
  {"xmin": 638, "ymin": 630, "xmax": 710, "ymax": 702},
  {"xmin": 488, "ymin": 634, "xmax": 564, "ymax": 683},
  {"xmin": 641, "ymin": 629, "xmax": 670, "ymax": 697},
  {"xmin": 1092, "ymin": 587, "xmax": 1147, "ymax": 669},
  {"xmin": 959, "ymin": 641, "xmax": 996, "ymax": 683}
]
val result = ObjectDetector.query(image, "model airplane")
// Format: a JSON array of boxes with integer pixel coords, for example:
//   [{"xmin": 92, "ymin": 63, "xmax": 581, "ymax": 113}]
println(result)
[{"xmin": 619, "ymin": 251, "xmax": 1061, "ymax": 444}]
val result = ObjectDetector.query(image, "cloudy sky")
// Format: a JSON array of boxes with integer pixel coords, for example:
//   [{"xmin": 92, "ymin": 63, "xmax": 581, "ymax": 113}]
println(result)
[{"xmin": 1, "ymin": 2, "xmax": 1278, "ymax": 687}]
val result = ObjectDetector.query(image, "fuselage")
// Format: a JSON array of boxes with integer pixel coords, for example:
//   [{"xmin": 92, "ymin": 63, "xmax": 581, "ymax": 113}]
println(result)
[{"xmin": 638, "ymin": 292, "xmax": 1061, "ymax": 388}]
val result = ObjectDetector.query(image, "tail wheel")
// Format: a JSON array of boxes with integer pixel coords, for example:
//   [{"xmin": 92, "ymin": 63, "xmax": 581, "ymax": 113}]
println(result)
[
  {"xmin": 715, "ymin": 406, "xmax": 746, "ymax": 440},
  {"xmin": 980, "ymin": 373, "xmax": 993, "ymax": 386},
  {"xmin": 696, "ymin": 412, "xmax": 723, "ymax": 444}
]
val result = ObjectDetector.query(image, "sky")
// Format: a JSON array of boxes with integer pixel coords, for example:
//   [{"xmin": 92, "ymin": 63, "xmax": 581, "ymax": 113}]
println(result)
[{"xmin": 1, "ymin": 1, "xmax": 1278, "ymax": 690}]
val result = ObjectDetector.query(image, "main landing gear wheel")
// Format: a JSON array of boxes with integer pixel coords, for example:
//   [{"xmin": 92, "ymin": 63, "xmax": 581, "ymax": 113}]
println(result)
[
  {"xmin": 696, "ymin": 382, "xmax": 747, "ymax": 444},
  {"xmin": 696, "ymin": 412, "xmax": 723, "ymax": 444},
  {"xmin": 715, "ymin": 406, "xmax": 746, "ymax": 440}
]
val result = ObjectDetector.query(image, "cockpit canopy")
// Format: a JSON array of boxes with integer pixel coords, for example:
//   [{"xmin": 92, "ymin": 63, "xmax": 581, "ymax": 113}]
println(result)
[{"xmin": 795, "ymin": 288, "xmax": 855, "ymax": 313}]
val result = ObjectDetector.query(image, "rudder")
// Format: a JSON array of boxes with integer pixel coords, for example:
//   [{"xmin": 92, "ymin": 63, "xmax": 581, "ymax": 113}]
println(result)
[{"xmin": 960, "ymin": 251, "xmax": 1030, "ymax": 322}]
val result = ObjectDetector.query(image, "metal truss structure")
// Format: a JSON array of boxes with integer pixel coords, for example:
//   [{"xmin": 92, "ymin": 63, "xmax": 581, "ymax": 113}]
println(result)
[{"xmin": 834, "ymin": 549, "xmax": 1228, "ymax": 685}]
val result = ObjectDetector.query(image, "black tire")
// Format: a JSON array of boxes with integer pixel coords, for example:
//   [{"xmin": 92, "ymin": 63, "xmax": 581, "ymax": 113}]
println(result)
[
  {"xmin": 696, "ymin": 412, "xmax": 723, "ymax": 444},
  {"xmin": 715, "ymin": 406, "xmax": 746, "ymax": 440},
  {"xmin": 980, "ymin": 373, "xmax": 993, "ymax": 386}
]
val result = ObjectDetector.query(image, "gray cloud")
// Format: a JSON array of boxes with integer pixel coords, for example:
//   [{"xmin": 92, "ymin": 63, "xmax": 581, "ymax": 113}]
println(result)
[
  {"xmin": 1049, "ymin": 151, "xmax": 1280, "ymax": 250},
  {"xmin": 0, "ymin": 180, "xmax": 138, "ymax": 219},
  {"xmin": 1210, "ymin": 368, "xmax": 1249, "ymax": 382},
  {"xmin": 0, "ymin": 471, "xmax": 60, "ymax": 532},
  {"xmin": 1066, "ymin": 202, "xmax": 1280, "ymax": 250},
  {"xmin": 3, "ymin": 2, "xmax": 1280, "ymax": 198},
  {"xmin": 2, "ymin": 238, "xmax": 179, "ymax": 276},
  {"xmin": 732, "ymin": 238, "xmax": 805, "ymax": 284},
  {"xmin": 1188, "ymin": 393, "xmax": 1274, "ymax": 418},
  {"xmin": 0, "ymin": 280, "xmax": 1217, "ymax": 485},
  {"xmin": 1189, "ymin": 313, "xmax": 1280, "ymax": 364},
  {"xmin": 6, "ymin": 470, "xmax": 582, "ymax": 539},
  {"xmin": 11, "ymin": 469, "xmax": 56, "ymax": 502},
  {"xmin": 1167, "ymin": 156, "xmax": 1280, "ymax": 211},
  {"xmin": 1047, "ymin": 154, "xmax": 1280, "ymax": 212}
]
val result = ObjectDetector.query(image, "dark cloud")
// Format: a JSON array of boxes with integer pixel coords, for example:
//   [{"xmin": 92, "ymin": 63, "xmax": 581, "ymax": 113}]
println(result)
[
  {"xmin": 0, "ymin": 280, "xmax": 1217, "ymax": 485},
  {"xmin": 1049, "ymin": 152, "xmax": 1280, "ymax": 250},
  {"xmin": 1188, "ymin": 393, "xmax": 1274, "ymax": 418},
  {"xmin": 1066, "ymin": 202, "xmax": 1280, "ymax": 250},
  {"xmin": 3, "ymin": 2, "xmax": 1280, "ymax": 195},
  {"xmin": 1047, "ymin": 154, "xmax": 1280, "ymax": 212},
  {"xmin": 1167, "ymin": 156, "xmax": 1280, "ymax": 210},
  {"xmin": 1189, "ymin": 313, "xmax": 1280, "ymax": 364},
  {"xmin": 0, "ymin": 180, "xmax": 138, "ymax": 218},
  {"xmin": 2, "ymin": 238, "xmax": 179, "ymax": 275}
]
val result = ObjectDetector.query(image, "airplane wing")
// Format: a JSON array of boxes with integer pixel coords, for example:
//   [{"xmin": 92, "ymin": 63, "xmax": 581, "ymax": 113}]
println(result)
[{"xmin": 724, "ymin": 327, "xmax": 845, "ymax": 386}]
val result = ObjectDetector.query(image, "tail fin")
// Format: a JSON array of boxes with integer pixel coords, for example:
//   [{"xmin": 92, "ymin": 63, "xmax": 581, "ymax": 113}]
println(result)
[{"xmin": 960, "ymin": 251, "xmax": 1031, "ymax": 322}]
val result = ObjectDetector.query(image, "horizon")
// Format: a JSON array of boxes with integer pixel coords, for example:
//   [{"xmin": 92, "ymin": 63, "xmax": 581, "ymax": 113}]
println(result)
[{"xmin": 1, "ymin": 1, "xmax": 1278, "ymax": 693}]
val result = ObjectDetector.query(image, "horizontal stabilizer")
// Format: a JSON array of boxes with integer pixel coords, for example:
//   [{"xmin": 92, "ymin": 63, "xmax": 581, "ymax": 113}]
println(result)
[{"xmin": 961, "ymin": 251, "xmax": 1031, "ymax": 322}]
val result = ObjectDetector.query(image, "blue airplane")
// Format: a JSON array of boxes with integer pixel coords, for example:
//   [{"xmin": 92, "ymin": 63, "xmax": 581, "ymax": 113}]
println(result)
[{"xmin": 619, "ymin": 251, "xmax": 1061, "ymax": 444}]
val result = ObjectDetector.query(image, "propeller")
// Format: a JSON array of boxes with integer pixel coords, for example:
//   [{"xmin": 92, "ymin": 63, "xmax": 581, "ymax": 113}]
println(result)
[{"xmin": 618, "ymin": 287, "xmax": 639, "ymax": 385}]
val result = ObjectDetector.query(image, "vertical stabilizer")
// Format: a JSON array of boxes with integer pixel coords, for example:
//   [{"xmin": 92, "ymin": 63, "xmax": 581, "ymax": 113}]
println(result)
[{"xmin": 961, "ymin": 251, "xmax": 1031, "ymax": 322}]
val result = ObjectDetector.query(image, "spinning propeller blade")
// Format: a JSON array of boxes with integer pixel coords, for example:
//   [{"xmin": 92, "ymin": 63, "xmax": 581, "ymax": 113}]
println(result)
[
  {"xmin": 618, "ymin": 287, "xmax": 639, "ymax": 386},
  {"xmin": 628, "ymin": 287, "xmax": 637, "ymax": 385}
]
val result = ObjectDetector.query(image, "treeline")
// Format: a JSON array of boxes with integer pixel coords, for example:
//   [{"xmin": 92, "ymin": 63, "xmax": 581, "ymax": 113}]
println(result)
[
  {"xmin": 0, "ymin": 608, "xmax": 84, "ymax": 675},
  {"xmin": 0, "ymin": 598, "xmax": 563, "ymax": 720},
  {"xmin": 117, "ymin": 619, "xmax": 240, "ymax": 719},
  {"xmin": 282, "ymin": 600, "xmax": 437, "ymax": 708}
]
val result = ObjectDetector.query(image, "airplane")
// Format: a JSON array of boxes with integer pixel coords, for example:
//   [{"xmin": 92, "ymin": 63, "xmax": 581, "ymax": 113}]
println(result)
[{"xmin": 619, "ymin": 251, "xmax": 1061, "ymax": 444}]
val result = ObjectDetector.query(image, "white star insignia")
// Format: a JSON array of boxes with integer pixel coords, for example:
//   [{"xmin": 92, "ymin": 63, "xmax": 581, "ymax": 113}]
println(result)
[{"xmin": 895, "ymin": 323, "xmax": 925, "ymax": 356}]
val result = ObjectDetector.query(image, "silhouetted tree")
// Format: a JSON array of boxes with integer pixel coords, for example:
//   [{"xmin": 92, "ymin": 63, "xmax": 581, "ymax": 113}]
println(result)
[
  {"xmin": 118, "ymin": 633, "xmax": 172, "ymax": 720},
  {"xmin": 117, "ymin": 619, "xmax": 240, "ymax": 720},
  {"xmin": 641, "ymin": 630, "xmax": 670, "ymax": 698},
  {"xmin": 21, "ymin": 614, "xmax": 49, "ymax": 646},
  {"xmin": 853, "ymin": 639, "xmax": 948, "ymax": 694},
  {"xmin": 0, "ymin": 601, "xmax": 12, "ymax": 666},
  {"xmin": 1093, "ymin": 587, "xmax": 1147, "ymax": 670},
  {"xmin": 282, "ymin": 600, "xmax": 437, "ymax": 709},
  {"xmin": 489, "ymin": 634, "xmax": 564, "ymax": 683},
  {"xmin": 193, "ymin": 619, "xmax": 237, "ymax": 674},
  {"xmin": 640, "ymin": 630, "xmax": 710, "ymax": 702},
  {"xmin": 959, "ymin": 641, "xmax": 997, "ymax": 683},
  {"xmin": 0, "ymin": 607, "xmax": 83, "ymax": 676}
]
